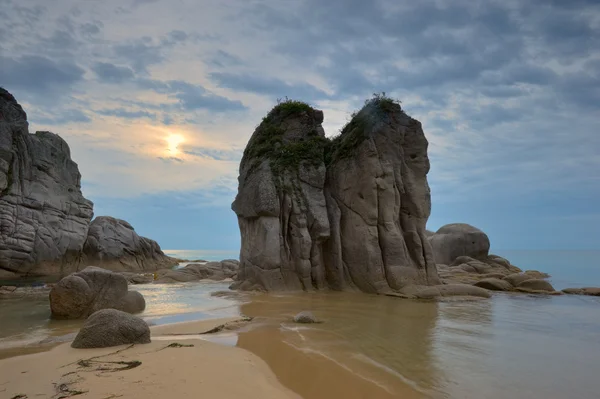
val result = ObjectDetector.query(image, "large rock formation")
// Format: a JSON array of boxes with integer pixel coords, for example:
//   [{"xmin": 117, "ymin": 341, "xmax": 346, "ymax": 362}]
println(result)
[
  {"xmin": 82, "ymin": 216, "xmax": 176, "ymax": 271},
  {"xmin": 232, "ymin": 96, "xmax": 439, "ymax": 293},
  {"xmin": 0, "ymin": 88, "xmax": 176, "ymax": 276},
  {"xmin": 49, "ymin": 266, "xmax": 146, "ymax": 319},
  {"xmin": 0, "ymin": 88, "xmax": 94, "ymax": 277}
]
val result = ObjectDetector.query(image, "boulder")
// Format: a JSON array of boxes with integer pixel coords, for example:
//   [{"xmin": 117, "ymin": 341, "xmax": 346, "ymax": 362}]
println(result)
[
  {"xmin": 516, "ymin": 279, "xmax": 555, "ymax": 293},
  {"xmin": 293, "ymin": 311, "xmax": 319, "ymax": 323},
  {"xmin": 0, "ymin": 87, "xmax": 93, "ymax": 276},
  {"xmin": 154, "ymin": 260, "xmax": 239, "ymax": 283},
  {"xmin": 71, "ymin": 309, "xmax": 150, "ymax": 349},
  {"xmin": 562, "ymin": 287, "xmax": 600, "ymax": 296},
  {"xmin": 232, "ymin": 97, "xmax": 439, "ymax": 292},
  {"xmin": 428, "ymin": 224, "xmax": 490, "ymax": 265},
  {"xmin": 474, "ymin": 278, "xmax": 513, "ymax": 291},
  {"xmin": 413, "ymin": 284, "xmax": 491, "ymax": 299},
  {"xmin": 503, "ymin": 273, "xmax": 535, "ymax": 287},
  {"xmin": 50, "ymin": 266, "xmax": 146, "ymax": 319},
  {"xmin": 83, "ymin": 216, "xmax": 178, "ymax": 271}
]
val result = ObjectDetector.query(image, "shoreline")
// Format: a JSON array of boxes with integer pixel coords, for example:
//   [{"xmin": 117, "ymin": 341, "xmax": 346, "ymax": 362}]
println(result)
[{"xmin": 0, "ymin": 317, "xmax": 300, "ymax": 399}]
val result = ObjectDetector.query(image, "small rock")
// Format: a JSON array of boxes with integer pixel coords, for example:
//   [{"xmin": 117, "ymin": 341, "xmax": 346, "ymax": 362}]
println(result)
[
  {"xmin": 524, "ymin": 270, "xmax": 551, "ymax": 279},
  {"xmin": 503, "ymin": 273, "xmax": 534, "ymax": 287},
  {"xmin": 293, "ymin": 311, "xmax": 319, "ymax": 324},
  {"xmin": 71, "ymin": 309, "xmax": 151, "ymax": 349},
  {"xmin": 474, "ymin": 278, "xmax": 513, "ymax": 291},
  {"xmin": 562, "ymin": 287, "xmax": 600, "ymax": 296},
  {"xmin": 516, "ymin": 279, "xmax": 555, "ymax": 292}
]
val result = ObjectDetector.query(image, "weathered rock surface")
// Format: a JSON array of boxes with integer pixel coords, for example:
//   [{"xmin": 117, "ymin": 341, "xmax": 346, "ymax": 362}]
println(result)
[
  {"xmin": 154, "ymin": 260, "xmax": 239, "ymax": 283},
  {"xmin": 49, "ymin": 266, "xmax": 146, "ymax": 319},
  {"xmin": 83, "ymin": 216, "xmax": 177, "ymax": 271},
  {"xmin": 562, "ymin": 287, "xmax": 600, "ymax": 296},
  {"xmin": 515, "ymin": 279, "xmax": 556, "ymax": 293},
  {"xmin": 232, "ymin": 97, "xmax": 439, "ymax": 293},
  {"xmin": 293, "ymin": 311, "xmax": 319, "ymax": 324},
  {"xmin": 71, "ymin": 308, "xmax": 150, "ymax": 348},
  {"xmin": 0, "ymin": 88, "xmax": 94, "ymax": 276},
  {"xmin": 474, "ymin": 278, "xmax": 513, "ymax": 291},
  {"xmin": 428, "ymin": 224, "xmax": 490, "ymax": 265}
]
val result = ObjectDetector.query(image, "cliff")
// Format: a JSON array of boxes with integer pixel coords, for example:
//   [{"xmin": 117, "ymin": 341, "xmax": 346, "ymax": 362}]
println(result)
[
  {"xmin": 232, "ymin": 96, "xmax": 440, "ymax": 293},
  {"xmin": 0, "ymin": 88, "xmax": 176, "ymax": 277}
]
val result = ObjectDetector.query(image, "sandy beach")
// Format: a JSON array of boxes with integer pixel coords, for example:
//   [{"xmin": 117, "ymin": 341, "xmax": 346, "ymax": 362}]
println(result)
[{"xmin": 0, "ymin": 318, "xmax": 300, "ymax": 399}]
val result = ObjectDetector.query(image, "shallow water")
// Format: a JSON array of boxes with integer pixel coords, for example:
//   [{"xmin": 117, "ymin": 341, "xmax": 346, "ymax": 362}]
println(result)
[
  {"xmin": 1, "ymin": 251, "xmax": 600, "ymax": 398},
  {"xmin": 0, "ymin": 281, "xmax": 239, "ymax": 357},
  {"xmin": 238, "ymin": 291, "xmax": 600, "ymax": 399}
]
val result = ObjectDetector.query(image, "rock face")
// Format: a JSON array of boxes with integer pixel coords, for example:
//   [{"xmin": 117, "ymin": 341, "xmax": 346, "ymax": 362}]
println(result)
[
  {"xmin": 0, "ymin": 88, "xmax": 94, "ymax": 276},
  {"xmin": 0, "ymin": 88, "xmax": 175, "ymax": 276},
  {"xmin": 50, "ymin": 266, "xmax": 146, "ymax": 319},
  {"xmin": 83, "ymin": 216, "xmax": 177, "ymax": 271},
  {"xmin": 232, "ymin": 97, "xmax": 439, "ymax": 292},
  {"xmin": 428, "ymin": 224, "xmax": 490, "ymax": 265},
  {"xmin": 154, "ymin": 259, "xmax": 239, "ymax": 283},
  {"xmin": 71, "ymin": 309, "xmax": 151, "ymax": 348}
]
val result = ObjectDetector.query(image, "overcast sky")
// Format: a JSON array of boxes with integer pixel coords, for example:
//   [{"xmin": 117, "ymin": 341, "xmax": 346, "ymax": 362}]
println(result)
[{"xmin": 1, "ymin": 0, "xmax": 599, "ymax": 251}]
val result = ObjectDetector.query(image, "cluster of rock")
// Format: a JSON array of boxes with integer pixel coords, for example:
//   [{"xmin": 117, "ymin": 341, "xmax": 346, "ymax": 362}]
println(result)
[
  {"xmin": 232, "ymin": 97, "xmax": 438, "ymax": 293},
  {"xmin": 0, "ymin": 88, "xmax": 176, "ymax": 278},
  {"xmin": 154, "ymin": 259, "xmax": 239, "ymax": 283}
]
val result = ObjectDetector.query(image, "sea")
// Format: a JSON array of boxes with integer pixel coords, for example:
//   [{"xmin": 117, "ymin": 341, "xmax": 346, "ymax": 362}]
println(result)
[{"xmin": 1, "ymin": 249, "xmax": 599, "ymax": 399}]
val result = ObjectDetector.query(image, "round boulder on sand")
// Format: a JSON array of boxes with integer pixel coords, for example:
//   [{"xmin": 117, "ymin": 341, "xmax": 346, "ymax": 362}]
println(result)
[
  {"xmin": 72, "ymin": 309, "xmax": 151, "ymax": 349},
  {"xmin": 50, "ymin": 266, "xmax": 146, "ymax": 319},
  {"xmin": 474, "ymin": 278, "xmax": 513, "ymax": 291}
]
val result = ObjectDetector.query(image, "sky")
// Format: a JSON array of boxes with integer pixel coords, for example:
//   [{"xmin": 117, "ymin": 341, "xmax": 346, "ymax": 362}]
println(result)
[{"xmin": 1, "ymin": 0, "xmax": 599, "ymax": 251}]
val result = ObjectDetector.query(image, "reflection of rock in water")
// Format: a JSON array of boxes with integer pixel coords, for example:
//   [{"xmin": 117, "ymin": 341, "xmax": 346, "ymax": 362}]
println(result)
[{"xmin": 237, "ymin": 293, "xmax": 444, "ymax": 398}]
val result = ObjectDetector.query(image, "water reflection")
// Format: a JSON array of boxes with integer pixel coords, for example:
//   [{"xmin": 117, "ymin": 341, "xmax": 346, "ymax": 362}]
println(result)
[{"xmin": 237, "ymin": 292, "xmax": 443, "ymax": 398}]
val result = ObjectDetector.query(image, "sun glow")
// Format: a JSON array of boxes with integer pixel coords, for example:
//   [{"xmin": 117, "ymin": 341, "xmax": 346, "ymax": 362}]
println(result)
[{"xmin": 165, "ymin": 134, "xmax": 184, "ymax": 155}]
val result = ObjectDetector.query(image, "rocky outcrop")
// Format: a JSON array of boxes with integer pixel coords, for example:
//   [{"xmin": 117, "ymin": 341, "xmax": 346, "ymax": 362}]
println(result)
[
  {"xmin": 154, "ymin": 259, "xmax": 239, "ymax": 283},
  {"xmin": 428, "ymin": 224, "xmax": 490, "ymax": 265},
  {"xmin": 232, "ymin": 97, "xmax": 439, "ymax": 293},
  {"xmin": 71, "ymin": 309, "xmax": 151, "ymax": 348},
  {"xmin": 0, "ymin": 88, "xmax": 175, "ymax": 276},
  {"xmin": 0, "ymin": 88, "xmax": 94, "ymax": 277},
  {"xmin": 49, "ymin": 266, "xmax": 146, "ymax": 319},
  {"xmin": 562, "ymin": 287, "xmax": 600, "ymax": 296},
  {"xmin": 82, "ymin": 216, "xmax": 177, "ymax": 271}
]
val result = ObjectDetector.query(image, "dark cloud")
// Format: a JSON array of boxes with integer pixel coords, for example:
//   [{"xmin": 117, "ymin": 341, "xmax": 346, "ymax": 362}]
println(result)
[
  {"xmin": 158, "ymin": 156, "xmax": 184, "ymax": 163},
  {"xmin": 32, "ymin": 109, "xmax": 91, "ymax": 125},
  {"xmin": 96, "ymin": 108, "xmax": 156, "ymax": 120},
  {"xmin": 113, "ymin": 31, "xmax": 189, "ymax": 73},
  {"xmin": 161, "ymin": 30, "xmax": 188, "ymax": 46},
  {"xmin": 166, "ymin": 80, "xmax": 247, "ymax": 112},
  {"xmin": 209, "ymin": 50, "xmax": 243, "ymax": 68},
  {"xmin": 0, "ymin": 55, "xmax": 85, "ymax": 96},
  {"xmin": 80, "ymin": 21, "xmax": 104, "ymax": 36},
  {"xmin": 91, "ymin": 62, "xmax": 135, "ymax": 83},
  {"xmin": 181, "ymin": 145, "xmax": 242, "ymax": 161},
  {"xmin": 209, "ymin": 72, "xmax": 328, "ymax": 102}
]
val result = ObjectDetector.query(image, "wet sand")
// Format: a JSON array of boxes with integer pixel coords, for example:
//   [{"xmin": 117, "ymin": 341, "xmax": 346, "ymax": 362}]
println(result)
[{"xmin": 0, "ymin": 318, "xmax": 300, "ymax": 399}]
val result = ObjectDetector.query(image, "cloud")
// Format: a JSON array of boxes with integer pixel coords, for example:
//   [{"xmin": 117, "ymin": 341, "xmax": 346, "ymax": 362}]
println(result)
[
  {"xmin": 0, "ymin": 55, "xmax": 85, "ymax": 98},
  {"xmin": 91, "ymin": 62, "xmax": 135, "ymax": 83},
  {"xmin": 95, "ymin": 108, "xmax": 156, "ymax": 120},
  {"xmin": 209, "ymin": 72, "xmax": 329, "ymax": 101},
  {"xmin": 181, "ymin": 145, "xmax": 242, "ymax": 161},
  {"xmin": 31, "ymin": 109, "xmax": 91, "ymax": 125},
  {"xmin": 165, "ymin": 80, "xmax": 247, "ymax": 112}
]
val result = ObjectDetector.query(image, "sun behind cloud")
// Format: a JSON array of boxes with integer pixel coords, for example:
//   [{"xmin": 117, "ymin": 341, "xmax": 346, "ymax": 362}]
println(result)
[{"xmin": 165, "ymin": 134, "xmax": 184, "ymax": 155}]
